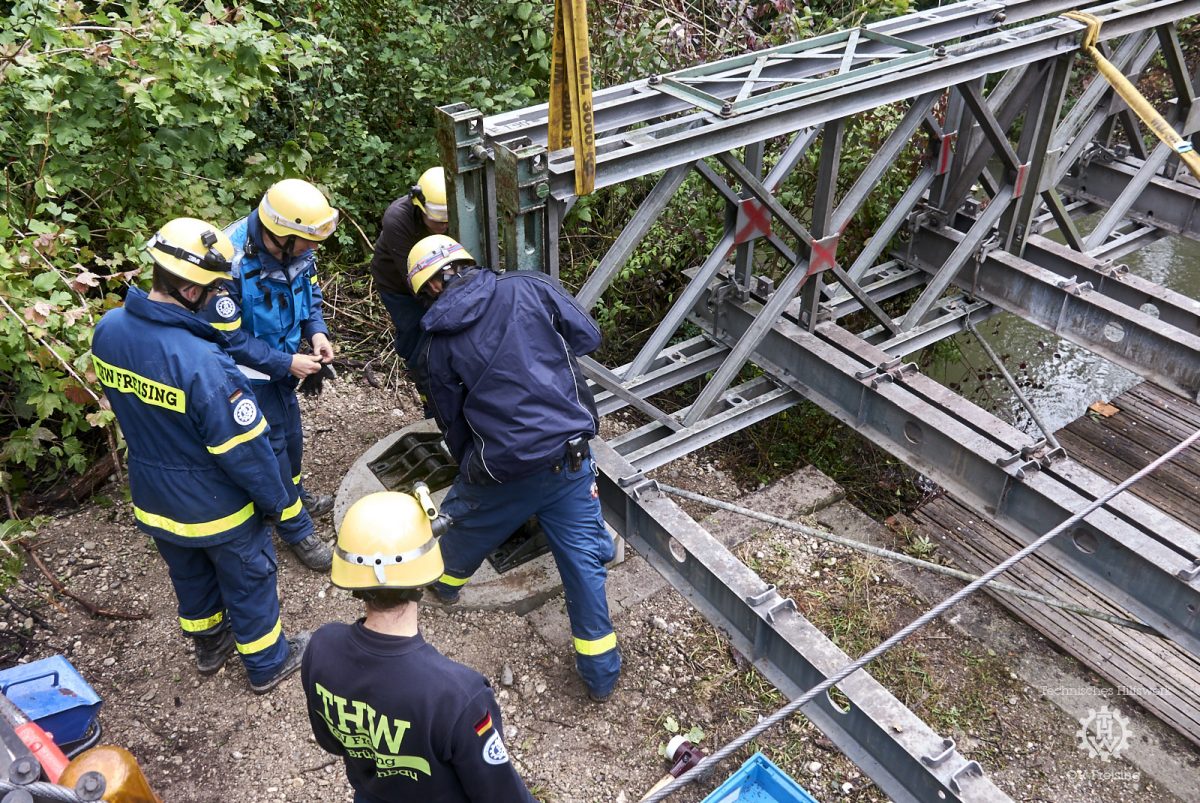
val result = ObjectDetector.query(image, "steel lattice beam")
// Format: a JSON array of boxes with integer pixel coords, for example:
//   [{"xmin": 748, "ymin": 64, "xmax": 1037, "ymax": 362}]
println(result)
[
  {"xmin": 690, "ymin": 279, "xmax": 1200, "ymax": 657},
  {"xmin": 594, "ymin": 443, "xmax": 1012, "ymax": 803},
  {"xmin": 906, "ymin": 224, "xmax": 1200, "ymax": 400}
]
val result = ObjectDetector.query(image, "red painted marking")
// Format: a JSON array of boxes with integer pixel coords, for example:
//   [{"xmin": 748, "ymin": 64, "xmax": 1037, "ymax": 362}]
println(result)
[
  {"xmin": 735, "ymin": 199, "xmax": 772, "ymax": 244},
  {"xmin": 937, "ymin": 131, "xmax": 956, "ymax": 176},
  {"xmin": 805, "ymin": 234, "xmax": 841, "ymax": 279},
  {"xmin": 1012, "ymin": 162, "xmax": 1031, "ymax": 198}
]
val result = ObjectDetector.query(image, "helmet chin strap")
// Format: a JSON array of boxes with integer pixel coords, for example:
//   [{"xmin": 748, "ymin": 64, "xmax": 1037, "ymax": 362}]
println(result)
[
  {"xmin": 264, "ymin": 227, "xmax": 299, "ymax": 265},
  {"xmin": 167, "ymin": 279, "xmax": 213, "ymax": 313}
]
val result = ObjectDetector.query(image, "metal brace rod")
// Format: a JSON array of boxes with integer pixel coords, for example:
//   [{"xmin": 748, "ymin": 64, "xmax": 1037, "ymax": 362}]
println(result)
[
  {"xmin": 578, "ymin": 356, "xmax": 683, "ymax": 431},
  {"xmin": 908, "ymin": 224, "xmax": 1200, "ymax": 400},
  {"xmin": 576, "ymin": 162, "xmax": 693, "ymax": 310},
  {"xmin": 965, "ymin": 320, "xmax": 1062, "ymax": 449},
  {"xmin": 900, "ymin": 184, "xmax": 1015, "ymax": 330},
  {"xmin": 690, "ymin": 281, "xmax": 1200, "ymax": 656},
  {"xmin": 592, "ymin": 442, "xmax": 1013, "ymax": 803},
  {"xmin": 1064, "ymin": 152, "xmax": 1200, "ymax": 242}
]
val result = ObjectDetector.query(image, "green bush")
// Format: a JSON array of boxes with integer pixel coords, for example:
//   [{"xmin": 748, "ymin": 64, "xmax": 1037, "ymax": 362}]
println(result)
[{"xmin": 0, "ymin": 0, "xmax": 304, "ymax": 497}]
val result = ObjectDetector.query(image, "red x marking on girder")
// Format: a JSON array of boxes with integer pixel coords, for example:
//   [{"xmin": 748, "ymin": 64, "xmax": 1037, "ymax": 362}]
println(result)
[
  {"xmin": 805, "ymin": 234, "xmax": 841, "ymax": 278},
  {"xmin": 735, "ymin": 198, "xmax": 772, "ymax": 244}
]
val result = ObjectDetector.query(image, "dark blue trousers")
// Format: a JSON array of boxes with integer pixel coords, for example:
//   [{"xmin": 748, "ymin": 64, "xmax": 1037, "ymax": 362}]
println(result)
[
  {"xmin": 254, "ymin": 380, "xmax": 313, "ymax": 545},
  {"xmin": 379, "ymin": 291, "xmax": 425, "ymax": 364},
  {"xmin": 155, "ymin": 524, "xmax": 289, "ymax": 684},
  {"xmin": 432, "ymin": 457, "xmax": 621, "ymax": 696}
]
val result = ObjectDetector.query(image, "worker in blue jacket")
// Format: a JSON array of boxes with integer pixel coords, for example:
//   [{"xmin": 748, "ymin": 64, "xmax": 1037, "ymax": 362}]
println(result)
[
  {"xmin": 409, "ymin": 235, "xmax": 621, "ymax": 703},
  {"xmin": 212, "ymin": 179, "xmax": 340, "ymax": 571},
  {"xmin": 91, "ymin": 217, "xmax": 309, "ymax": 694}
]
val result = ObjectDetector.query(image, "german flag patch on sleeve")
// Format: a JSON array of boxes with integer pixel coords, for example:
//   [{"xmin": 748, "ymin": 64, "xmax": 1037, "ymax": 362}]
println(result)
[{"xmin": 473, "ymin": 712, "xmax": 493, "ymax": 737}]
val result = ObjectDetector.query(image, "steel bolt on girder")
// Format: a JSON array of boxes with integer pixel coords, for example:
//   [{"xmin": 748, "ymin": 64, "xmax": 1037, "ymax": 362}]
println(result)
[
  {"xmin": 1063, "ymin": 155, "xmax": 1200, "ymax": 242},
  {"xmin": 592, "ymin": 441, "xmax": 1012, "ymax": 803},
  {"xmin": 906, "ymin": 224, "xmax": 1200, "ymax": 400},
  {"xmin": 691, "ymin": 280, "xmax": 1200, "ymax": 657}
]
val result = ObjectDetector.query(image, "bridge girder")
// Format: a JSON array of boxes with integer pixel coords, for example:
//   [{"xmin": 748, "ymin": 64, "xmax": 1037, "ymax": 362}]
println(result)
[{"xmin": 439, "ymin": 0, "xmax": 1200, "ymax": 797}]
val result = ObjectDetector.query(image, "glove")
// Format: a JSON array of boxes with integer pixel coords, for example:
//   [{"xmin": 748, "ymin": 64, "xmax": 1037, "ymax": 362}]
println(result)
[{"xmin": 298, "ymin": 362, "xmax": 337, "ymax": 397}]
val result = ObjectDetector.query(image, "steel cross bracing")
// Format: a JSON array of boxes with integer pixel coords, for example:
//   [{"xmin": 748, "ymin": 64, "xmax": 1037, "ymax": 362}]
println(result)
[
  {"xmin": 436, "ymin": 0, "xmax": 1200, "ymax": 797},
  {"xmin": 593, "ymin": 443, "xmax": 1010, "ymax": 803}
]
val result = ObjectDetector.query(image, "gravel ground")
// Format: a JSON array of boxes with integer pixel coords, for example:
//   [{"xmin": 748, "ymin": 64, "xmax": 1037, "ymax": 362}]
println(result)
[{"xmin": 1, "ymin": 370, "xmax": 1189, "ymax": 802}]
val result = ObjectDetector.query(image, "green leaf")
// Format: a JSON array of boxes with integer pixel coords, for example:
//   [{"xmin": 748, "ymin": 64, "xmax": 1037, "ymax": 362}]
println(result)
[
  {"xmin": 516, "ymin": 2, "xmax": 533, "ymax": 21},
  {"xmin": 664, "ymin": 715, "xmax": 679, "ymax": 733},
  {"xmin": 32, "ymin": 272, "xmax": 58, "ymax": 292}
]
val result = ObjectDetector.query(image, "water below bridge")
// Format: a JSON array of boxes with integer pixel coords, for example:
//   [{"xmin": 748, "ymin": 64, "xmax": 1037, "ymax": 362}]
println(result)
[{"xmin": 920, "ymin": 224, "xmax": 1200, "ymax": 435}]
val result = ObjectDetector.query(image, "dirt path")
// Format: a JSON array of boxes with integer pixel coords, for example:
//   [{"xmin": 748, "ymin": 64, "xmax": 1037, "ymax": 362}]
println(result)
[{"xmin": 2, "ymin": 372, "xmax": 1190, "ymax": 802}]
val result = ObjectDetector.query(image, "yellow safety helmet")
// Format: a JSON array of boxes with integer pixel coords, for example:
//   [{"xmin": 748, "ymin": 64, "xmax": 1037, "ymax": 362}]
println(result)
[
  {"xmin": 145, "ymin": 218, "xmax": 234, "ymax": 286},
  {"xmin": 257, "ymin": 179, "xmax": 340, "ymax": 241},
  {"xmin": 332, "ymin": 489, "xmax": 446, "ymax": 590},
  {"xmin": 412, "ymin": 167, "xmax": 448, "ymax": 223},
  {"xmin": 406, "ymin": 234, "xmax": 474, "ymax": 295}
]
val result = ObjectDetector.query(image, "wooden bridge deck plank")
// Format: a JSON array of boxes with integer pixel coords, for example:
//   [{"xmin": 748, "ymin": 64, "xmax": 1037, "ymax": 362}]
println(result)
[
  {"xmin": 913, "ymin": 499, "xmax": 1200, "ymax": 747},
  {"xmin": 912, "ymin": 381, "xmax": 1200, "ymax": 747}
]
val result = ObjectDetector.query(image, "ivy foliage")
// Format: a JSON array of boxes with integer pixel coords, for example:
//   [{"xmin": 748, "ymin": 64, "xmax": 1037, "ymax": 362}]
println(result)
[
  {"xmin": 0, "ymin": 0, "xmax": 309, "ymax": 496},
  {"xmin": 244, "ymin": 0, "xmax": 554, "ymax": 246}
]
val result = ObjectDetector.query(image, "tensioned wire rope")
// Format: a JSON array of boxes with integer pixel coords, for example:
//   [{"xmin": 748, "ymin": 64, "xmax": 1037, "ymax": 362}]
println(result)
[
  {"xmin": 639, "ymin": 424, "xmax": 1200, "ymax": 802},
  {"xmin": 656, "ymin": 483, "xmax": 1157, "ymax": 634}
]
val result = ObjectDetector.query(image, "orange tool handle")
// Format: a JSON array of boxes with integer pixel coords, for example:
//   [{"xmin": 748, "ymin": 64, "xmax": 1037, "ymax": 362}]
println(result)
[{"xmin": 14, "ymin": 720, "xmax": 70, "ymax": 782}]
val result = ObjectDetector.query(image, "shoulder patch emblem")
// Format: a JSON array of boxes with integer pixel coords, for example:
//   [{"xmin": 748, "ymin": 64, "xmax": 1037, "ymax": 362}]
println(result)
[
  {"xmin": 215, "ymin": 296, "xmax": 238, "ymax": 319},
  {"xmin": 232, "ymin": 398, "xmax": 258, "ymax": 426},
  {"xmin": 482, "ymin": 731, "xmax": 509, "ymax": 766}
]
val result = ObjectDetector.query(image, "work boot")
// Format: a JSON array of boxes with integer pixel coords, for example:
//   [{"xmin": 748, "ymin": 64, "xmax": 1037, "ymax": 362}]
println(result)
[
  {"xmin": 194, "ymin": 627, "xmax": 235, "ymax": 676},
  {"xmin": 299, "ymin": 488, "xmax": 334, "ymax": 519},
  {"xmin": 423, "ymin": 585, "xmax": 460, "ymax": 607},
  {"xmin": 290, "ymin": 534, "xmax": 333, "ymax": 572},
  {"xmin": 250, "ymin": 631, "xmax": 311, "ymax": 695}
]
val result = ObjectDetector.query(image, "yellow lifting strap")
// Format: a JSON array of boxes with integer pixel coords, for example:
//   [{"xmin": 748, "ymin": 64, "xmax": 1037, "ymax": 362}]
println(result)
[
  {"xmin": 548, "ymin": 0, "xmax": 596, "ymax": 196},
  {"xmin": 1062, "ymin": 11, "xmax": 1200, "ymax": 181}
]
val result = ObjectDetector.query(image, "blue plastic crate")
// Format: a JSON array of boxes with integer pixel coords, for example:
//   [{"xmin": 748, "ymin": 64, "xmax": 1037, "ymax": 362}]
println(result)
[
  {"xmin": 0, "ymin": 655, "xmax": 102, "ymax": 745},
  {"xmin": 701, "ymin": 752, "xmax": 820, "ymax": 803}
]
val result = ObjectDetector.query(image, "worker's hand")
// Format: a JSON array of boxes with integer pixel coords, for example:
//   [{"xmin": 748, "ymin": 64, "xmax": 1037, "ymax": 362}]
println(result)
[
  {"xmin": 289, "ymin": 354, "xmax": 323, "ymax": 379},
  {"xmin": 311, "ymin": 333, "xmax": 335, "ymax": 363}
]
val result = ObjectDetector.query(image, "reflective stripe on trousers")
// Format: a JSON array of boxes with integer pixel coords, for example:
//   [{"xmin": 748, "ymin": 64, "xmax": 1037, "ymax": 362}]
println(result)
[
  {"xmin": 432, "ymin": 457, "xmax": 620, "ymax": 696},
  {"xmin": 154, "ymin": 523, "xmax": 289, "ymax": 683}
]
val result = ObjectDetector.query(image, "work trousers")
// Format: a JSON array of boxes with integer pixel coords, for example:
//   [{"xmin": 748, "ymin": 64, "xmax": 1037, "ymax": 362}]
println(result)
[
  {"xmin": 254, "ymin": 379, "xmax": 314, "ymax": 545},
  {"xmin": 431, "ymin": 456, "xmax": 621, "ymax": 696},
  {"xmin": 379, "ymin": 291, "xmax": 425, "ymax": 364},
  {"xmin": 155, "ymin": 524, "xmax": 289, "ymax": 684}
]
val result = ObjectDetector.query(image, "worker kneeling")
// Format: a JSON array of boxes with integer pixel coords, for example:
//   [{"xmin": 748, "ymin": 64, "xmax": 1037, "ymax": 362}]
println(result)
[
  {"xmin": 92, "ymin": 218, "xmax": 309, "ymax": 694},
  {"xmin": 302, "ymin": 491, "xmax": 535, "ymax": 802}
]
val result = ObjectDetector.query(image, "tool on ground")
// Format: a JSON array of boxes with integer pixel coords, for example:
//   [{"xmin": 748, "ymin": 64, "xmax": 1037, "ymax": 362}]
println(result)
[
  {"xmin": 639, "ymin": 736, "xmax": 705, "ymax": 801},
  {"xmin": 548, "ymin": 0, "xmax": 595, "ymax": 195},
  {"xmin": 59, "ymin": 745, "xmax": 162, "ymax": 803},
  {"xmin": 298, "ymin": 361, "xmax": 337, "ymax": 396},
  {"xmin": 1063, "ymin": 11, "xmax": 1200, "ymax": 181},
  {"xmin": 0, "ymin": 694, "xmax": 68, "ymax": 784},
  {"xmin": 0, "ymin": 656, "xmax": 104, "ymax": 759}
]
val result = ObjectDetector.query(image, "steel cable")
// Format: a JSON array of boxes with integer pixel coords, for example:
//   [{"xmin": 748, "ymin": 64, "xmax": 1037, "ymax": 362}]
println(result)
[
  {"xmin": 656, "ymin": 482, "xmax": 1157, "ymax": 634},
  {"xmin": 0, "ymin": 779, "xmax": 94, "ymax": 802},
  {"xmin": 640, "ymin": 424, "xmax": 1200, "ymax": 802}
]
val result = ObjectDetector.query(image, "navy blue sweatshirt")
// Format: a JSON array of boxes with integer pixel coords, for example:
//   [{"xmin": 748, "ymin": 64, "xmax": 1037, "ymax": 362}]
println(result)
[{"xmin": 301, "ymin": 621, "xmax": 534, "ymax": 802}]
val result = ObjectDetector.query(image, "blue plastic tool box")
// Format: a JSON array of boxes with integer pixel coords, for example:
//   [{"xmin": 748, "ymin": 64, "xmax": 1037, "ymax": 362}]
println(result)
[
  {"xmin": 701, "ymin": 752, "xmax": 821, "ymax": 803},
  {"xmin": 0, "ymin": 655, "xmax": 102, "ymax": 745}
]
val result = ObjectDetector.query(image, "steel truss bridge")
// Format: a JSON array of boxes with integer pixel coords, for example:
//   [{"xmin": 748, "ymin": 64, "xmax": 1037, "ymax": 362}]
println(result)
[{"xmin": 433, "ymin": 0, "xmax": 1200, "ymax": 799}]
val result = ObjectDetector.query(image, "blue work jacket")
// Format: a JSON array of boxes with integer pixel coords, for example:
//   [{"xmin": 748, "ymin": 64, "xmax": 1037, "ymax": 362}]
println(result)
[
  {"xmin": 215, "ymin": 213, "xmax": 328, "ymax": 383},
  {"xmin": 91, "ymin": 289, "xmax": 295, "ymax": 547},
  {"xmin": 418, "ymin": 267, "xmax": 601, "ymax": 484}
]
